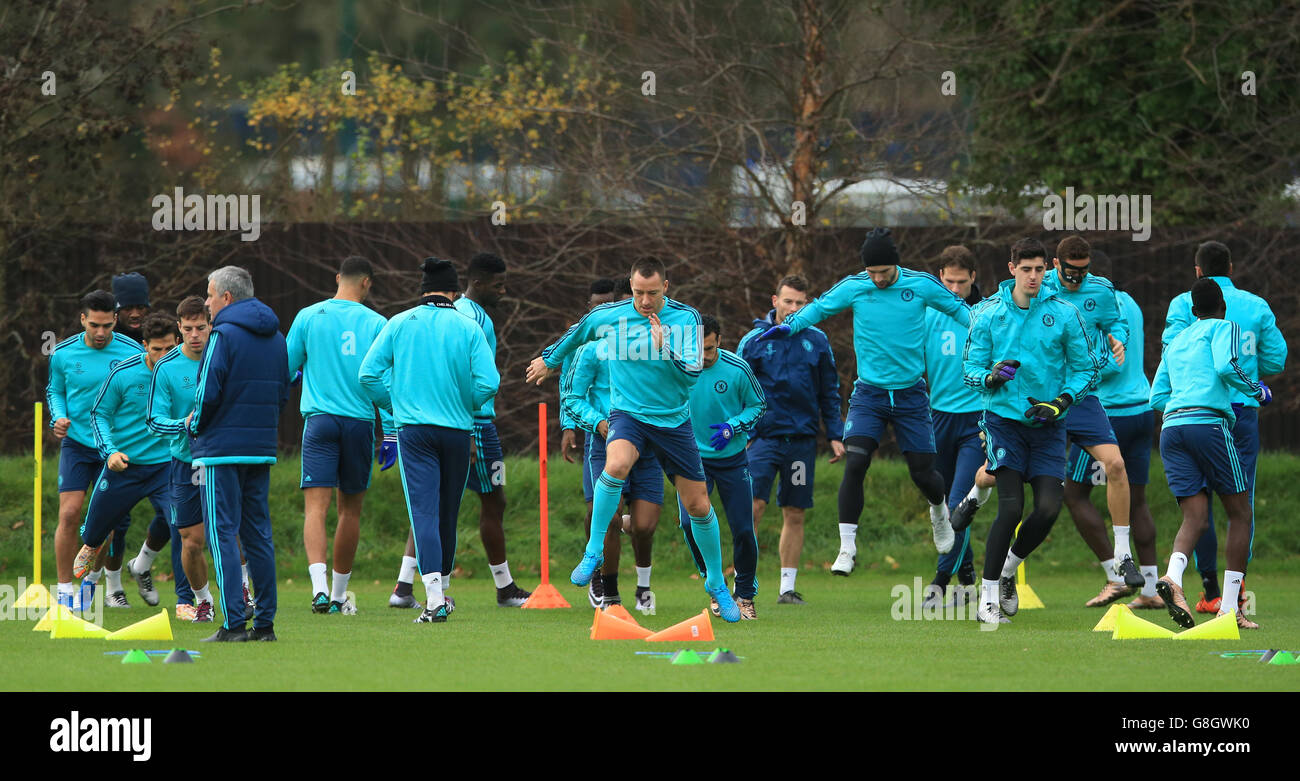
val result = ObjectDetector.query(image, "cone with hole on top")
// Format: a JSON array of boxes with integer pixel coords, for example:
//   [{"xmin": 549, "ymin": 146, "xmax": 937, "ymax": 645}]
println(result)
[
  {"xmin": 14, "ymin": 583, "xmax": 50, "ymax": 611},
  {"xmin": 50, "ymin": 614, "xmax": 110, "ymax": 639},
  {"xmin": 121, "ymin": 649, "xmax": 151, "ymax": 664},
  {"xmin": 105, "ymin": 609, "xmax": 172, "ymax": 642},
  {"xmin": 1172, "ymin": 611, "xmax": 1239, "ymax": 641},
  {"xmin": 520, "ymin": 583, "xmax": 570, "ymax": 609},
  {"xmin": 590, "ymin": 608, "xmax": 653, "ymax": 640},
  {"xmin": 1112, "ymin": 606, "xmax": 1176, "ymax": 639},
  {"xmin": 708, "ymin": 648, "xmax": 741, "ymax": 664},
  {"xmin": 1092, "ymin": 603, "xmax": 1132, "ymax": 632},
  {"xmin": 33, "ymin": 604, "xmax": 78, "ymax": 632},
  {"xmin": 603, "ymin": 603, "xmax": 640, "ymax": 626},
  {"xmin": 163, "ymin": 648, "xmax": 195, "ymax": 664},
  {"xmin": 645, "ymin": 610, "xmax": 714, "ymax": 642},
  {"xmin": 1268, "ymin": 651, "xmax": 1299, "ymax": 666},
  {"xmin": 670, "ymin": 649, "xmax": 705, "ymax": 665}
]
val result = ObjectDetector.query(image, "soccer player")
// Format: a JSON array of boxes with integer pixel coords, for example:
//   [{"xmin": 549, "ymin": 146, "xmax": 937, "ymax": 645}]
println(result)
[
  {"xmin": 46, "ymin": 290, "xmax": 144, "ymax": 610},
  {"xmin": 1062, "ymin": 254, "xmax": 1162, "ymax": 608},
  {"xmin": 71, "ymin": 314, "xmax": 180, "ymax": 613},
  {"xmin": 454, "ymin": 252, "xmax": 532, "ymax": 607},
  {"xmin": 191, "ymin": 266, "xmax": 290, "ymax": 642},
  {"xmin": 527, "ymin": 258, "xmax": 743, "ymax": 623},
  {"xmin": 920, "ymin": 246, "xmax": 985, "ymax": 606},
  {"xmin": 737, "ymin": 275, "xmax": 844, "ymax": 605},
  {"xmin": 679, "ymin": 315, "xmax": 766, "ymax": 618},
  {"xmin": 962, "ymin": 238, "xmax": 1098, "ymax": 625},
  {"xmin": 287, "ymin": 256, "xmax": 396, "ymax": 614},
  {"xmin": 147, "ymin": 296, "xmax": 220, "ymax": 621},
  {"xmin": 360, "ymin": 258, "xmax": 499, "ymax": 624},
  {"xmin": 560, "ymin": 282, "xmax": 665, "ymax": 614},
  {"xmin": 1039, "ymin": 236, "xmax": 1145, "ymax": 597},
  {"xmin": 1161, "ymin": 241, "xmax": 1286, "ymax": 614},
  {"xmin": 756, "ymin": 228, "xmax": 969, "ymax": 565},
  {"xmin": 1151, "ymin": 278, "xmax": 1270, "ymax": 631}
]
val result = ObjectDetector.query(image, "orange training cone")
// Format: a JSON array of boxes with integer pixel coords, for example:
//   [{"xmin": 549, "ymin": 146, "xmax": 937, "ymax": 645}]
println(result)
[
  {"xmin": 521, "ymin": 583, "xmax": 570, "ymax": 609},
  {"xmin": 105, "ymin": 609, "xmax": 173, "ymax": 641},
  {"xmin": 645, "ymin": 610, "xmax": 715, "ymax": 642},
  {"xmin": 591, "ymin": 609, "xmax": 654, "ymax": 640},
  {"xmin": 604, "ymin": 603, "xmax": 640, "ymax": 626}
]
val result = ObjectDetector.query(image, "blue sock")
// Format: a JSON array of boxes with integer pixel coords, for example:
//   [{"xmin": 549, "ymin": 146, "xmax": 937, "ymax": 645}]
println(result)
[
  {"xmin": 587, "ymin": 471, "xmax": 625, "ymax": 557},
  {"xmin": 689, "ymin": 507, "xmax": 725, "ymax": 590}
]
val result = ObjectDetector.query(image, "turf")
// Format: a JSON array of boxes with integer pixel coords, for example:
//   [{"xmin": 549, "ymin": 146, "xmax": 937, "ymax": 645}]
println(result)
[{"xmin": 4, "ymin": 572, "xmax": 1299, "ymax": 691}]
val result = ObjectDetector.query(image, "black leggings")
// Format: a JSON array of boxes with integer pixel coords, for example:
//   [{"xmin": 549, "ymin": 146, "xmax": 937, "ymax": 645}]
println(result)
[
  {"xmin": 981, "ymin": 470, "xmax": 1065, "ymax": 581},
  {"xmin": 838, "ymin": 436, "xmax": 947, "ymax": 525}
]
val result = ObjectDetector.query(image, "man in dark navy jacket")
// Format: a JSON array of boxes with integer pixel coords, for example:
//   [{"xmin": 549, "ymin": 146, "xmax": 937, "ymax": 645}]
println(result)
[
  {"xmin": 189, "ymin": 266, "xmax": 290, "ymax": 642},
  {"xmin": 738, "ymin": 275, "xmax": 845, "ymax": 604}
]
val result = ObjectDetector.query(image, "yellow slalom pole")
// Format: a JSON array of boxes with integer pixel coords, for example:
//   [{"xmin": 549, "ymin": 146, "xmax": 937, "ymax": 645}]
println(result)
[{"xmin": 16, "ymin": 402, "xmax": 49, "ymax": 611}]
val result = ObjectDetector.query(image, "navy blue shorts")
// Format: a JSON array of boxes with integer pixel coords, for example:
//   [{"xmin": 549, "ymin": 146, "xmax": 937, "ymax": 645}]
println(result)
[
  {"xmin": 979, "ymin": 411, "xmax": 1067, "ymax": 481},
  {"xmin": 58, "ymin": 437, "xmax": 103, "ymax": 494},
  {"xmin": 1067, "ymin": 408, "xmax": 1153, "ymax": 486},
  {"xmin": 466, "ymin": 419, "xmax": 505, "ymax": 495},
  {"xmin": 607, "ymin": 409, "xmax": 705, "ymax": 482},
  {"xmin": 584, "ymin": 431, "xmax": 664, "ymax": 504},
  {"xmin": 1064, "ymin": 394, "xmax": 1118, "ymax": 448},
  {"xmin": 169, "ymin": 458, "xmax": 204, "ymax": 529},
  {"xmin": 1160, "ymin": 421, "xmax": 1248, "ymax": 499},
  {"xmin": 746, "ymin": 435, "xmax": 817, "ymax": 509},
  {"xmin": 80, "ymin": 461, "xmax": 170, "ymax": 547},
  {"xmin": 300, "ymin": 413, "xmax": 374, "ymax": 494},
  {"xmin": 843, "ymin": 380, "xmax": 936, "ymax": 454}
]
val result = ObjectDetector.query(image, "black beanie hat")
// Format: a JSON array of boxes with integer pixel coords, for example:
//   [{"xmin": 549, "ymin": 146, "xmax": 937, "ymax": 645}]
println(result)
[
  {"xmin": 859, "ymin": 227, "xmax": 900, "ymax": 268},
  {"xmin": 420, "ymin": 257, "xmax": 460, "ymax": 294},
  {"xmin": 1191, "ymin": 278, "xmax": 1225, "ymax": 316},
  {"xmin": 111, "ymin": 272, "xmax": 150, "ymax": 309}
]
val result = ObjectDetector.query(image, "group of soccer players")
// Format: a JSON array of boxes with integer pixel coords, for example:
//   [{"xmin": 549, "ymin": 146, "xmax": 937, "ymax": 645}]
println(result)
[{"xmin": 45, "ymin": 229, "xmax": 1285, "ymax": 634}]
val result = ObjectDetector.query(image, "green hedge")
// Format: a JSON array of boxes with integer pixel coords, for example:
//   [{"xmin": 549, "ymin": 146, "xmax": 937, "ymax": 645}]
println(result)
[{"xmin": 2, "ymin": 453, "xmax": 1298, "ymax": 582}]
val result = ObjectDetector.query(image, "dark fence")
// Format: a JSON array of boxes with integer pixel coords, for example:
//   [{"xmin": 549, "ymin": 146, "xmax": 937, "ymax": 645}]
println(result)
[{"xmin": 4, "ymin": 222, "xmax": 1298, "ymax": 455}]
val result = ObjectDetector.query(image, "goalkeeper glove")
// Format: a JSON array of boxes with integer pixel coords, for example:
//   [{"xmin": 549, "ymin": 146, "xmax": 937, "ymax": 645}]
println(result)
[
  {"xmin": 985, "ymin": 360, "xmax": 1020, "ymax": 389},
  {"xmin": 1024, "ymin": 393, "xmax": 1073, "ymax": 424}
]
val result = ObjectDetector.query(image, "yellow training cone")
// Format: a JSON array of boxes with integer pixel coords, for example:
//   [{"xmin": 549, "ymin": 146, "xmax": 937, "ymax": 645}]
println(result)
[
  {"xmin": 50, "ymin": 615, "xmax": 110, "ymax": 639},
  {"xmin": 33, "ymin": 605, "xmax": 78, "ymax": 632},
  {"xmin": 105, "ymin": 609, "xmax": 173, "ymax": 642},
  {"xmin": 1112, "ymin": 607, "xmax": 1176, "ymax": 639},
  {"xmin": 1092, "ymin": 603, "xmax": 1132, "ymax": 632},
  {"xmin": 1173, "ymin": 611, "xmax": 1240, "ymax": 641},
  {"xmin": 14, "ymin": 583, "xmax": 50, "ymax": 611}
]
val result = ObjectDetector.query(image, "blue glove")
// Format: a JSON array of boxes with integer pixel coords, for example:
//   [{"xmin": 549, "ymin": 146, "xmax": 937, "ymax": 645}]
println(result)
[
  {"xmin": 756, "ymin": 323, "xmax": 791, "ymax": 341},
  {"xmin": 378, "ymin": 434, "xmax": 398, "ymax": 471},
  {"xmin": 290, "ymin": 370, "xmax": 303, "ymax": 387},
  {"xmin": 985, "ymin": 360, "xmax": 1021, "ymax": 389},
  {"xmin": 1257, "ymin": 383, "xmax": 1272, "ymax": 406},
  {"xmin": 708, "ymin": 423, "xmax": 734, "ymax": 451}
]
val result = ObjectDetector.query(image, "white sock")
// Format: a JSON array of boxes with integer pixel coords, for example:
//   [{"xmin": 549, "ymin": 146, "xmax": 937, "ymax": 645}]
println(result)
[
  {"xmin": 1101, "ymin": 557, "xmax": 1121, "ymax": 583},
  {"xmin": 241, "ymin": 563, "xmax": 251, "ymax": 586},
  {"xmin": 1140, "ymin": 565, "xmax": 1158, "ymax": 598},
  {"xmin": 1165, "ymin": 552, "xmax": 1188, "ymax": 588},
  {"xmin": 308, "ymin": 562, "xmax": 328, "ymax": 596},
  {"xmin": 981, "ymin": 578, "xmax": 999, "ymax": 606},
  {"xmin": 636, "ymin": 566, "xmax": 652, "ymax": 589},
  {"xmin": 397, "ymin": 555, "xmax": 417, "ymax": 584},
  {"xmin": 489, "ymin": 561, "xmax": 513, "ymax": 589},
  {"xmin": 134, "ymin": 541, "xmax": 160, "ymax": 572},
  {"xmin": 969, "ymin": 483, "xmax": 992, "ymax": 506},
  {"xmin": 780, "ymin": 568, "xmax": 797, "ymax": 595},
  {"xmin": 193, "ymin": 583, "xmax": 213, "ymax": 604},
  {"xmin": 422, "ymin": 571, "xmax": 444, "ymax": 609},
  {"xmin": 331, "ymin": 570, "xmax": 351, "ymax": 603},
  {"xmin": 85, "ymin": 567, "xmax": 104, "ymax": 584},
  {"xmin": 929, "ymin": 499, "xmax": 949, "ymax": 523},
  {"xmin": 1112, "ymin": 525, "xmax": 1132, "ymax": 560},
  {"xmin": 1221, "ymin": 570, "xmax": 1244, "ymax": 614},
  {"xmin": 105, "ymin": 568, "xmax": 122, "ymax": 593},
  {"xmin": 838, "ymin": 523, "xmax": 857, "ymax": 553},
  {"xmin": 1001, "ymin": 552, "xmax": 1024, "ymax": 580},
  {"xmin": 58, "ymin": 582, "xmax": 76, "ymax": 596}
]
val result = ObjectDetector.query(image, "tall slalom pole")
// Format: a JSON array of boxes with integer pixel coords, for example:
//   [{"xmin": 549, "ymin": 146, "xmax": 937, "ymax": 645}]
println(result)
[
  {"xmin": 521, "ymin": 402, "xmax": 570, "ymax": 609},
  {"xmin": 16, "ymin": 402, "xmax": 50, "ymax": 611}
]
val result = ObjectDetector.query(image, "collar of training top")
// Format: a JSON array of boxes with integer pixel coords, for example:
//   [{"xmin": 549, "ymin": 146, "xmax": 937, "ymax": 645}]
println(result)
[{"xmin": 421, "ymin": 295, "xmax": 456, "ymax": 308}]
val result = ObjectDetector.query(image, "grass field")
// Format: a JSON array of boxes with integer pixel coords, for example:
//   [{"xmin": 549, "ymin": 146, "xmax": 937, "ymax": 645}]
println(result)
[
  {"xmin": 3, "ymin": 453, "xmax": 1299, "ymax": 691},
  {"xmin": 4, "ymin": 573, "xmax": 1300, "ymax": 692}
]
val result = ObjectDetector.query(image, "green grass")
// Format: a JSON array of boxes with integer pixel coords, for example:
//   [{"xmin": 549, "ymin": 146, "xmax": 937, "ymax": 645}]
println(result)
[{"xmin": 3, "ymin": 574, "xmax": 1299, "ymax": 692}]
